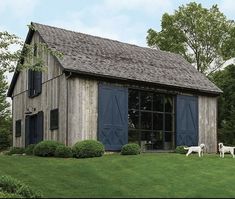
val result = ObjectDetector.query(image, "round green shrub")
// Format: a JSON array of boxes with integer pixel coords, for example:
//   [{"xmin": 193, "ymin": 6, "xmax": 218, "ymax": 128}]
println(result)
[
  {"xmin": 0, "ymin": 191, "xmax": 21, "ymax": 198},
  {"xmin": 0, "ymin": 175, "xmax": 42, "ymax": 198},
  {"xmin": 55, "ymin": 145, "xmax": 73, "ymax": 158},
  {"xmin": 175, "ymin": 145, "xmax": 188, "ymax": 154},
  {"xmin": 121, "ymin": 143, "xmax": 141, "ymax": 155},
  {"xmin": 72, "ymin": 140, "xmax": 105, "ymax": 158},
  {"xmin": 34, "ymin": 140, "xmax": 63, "ymax": 157},
  {"xmin": 8, "ymin": 147, "xmax": 25, "ymax": 155},
  {"xmin": 25, "ymin": 144, "xmax": 36, "ymax": 155}
]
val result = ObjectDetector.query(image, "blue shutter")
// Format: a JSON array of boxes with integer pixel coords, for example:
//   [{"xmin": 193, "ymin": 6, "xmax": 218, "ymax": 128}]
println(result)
[
  {"xmin": 28, "ymin": 70, "xmax": 42, "ymax": 97},
  {"xmin": 29, "ymin": 115, "xmax": 37, "ymax": 144},
  {"xmin": 176, "ymin": 95, "xmax": 198, "ymax": 146},
  {"xmin": 98, "ymin": 85, "xmax": 128, "ymax": 150},
  {"xmin": 36, "ymin": 111, "xmax": 44, "ymax": 143},
  {"xmin": 25, "ymin": 116, "xmax": 30, "ymax": 147},
  {"xmin": 28, "ymin": 70, "xmax": 33, "ymax": 97},
  {"xmin": 34, "ymin": 71, "xmax": 42, "ymax": 95}
]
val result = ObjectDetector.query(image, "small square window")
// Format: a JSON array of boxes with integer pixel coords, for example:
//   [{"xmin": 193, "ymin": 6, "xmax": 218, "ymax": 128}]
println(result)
[
  {"xmin": 50, "ymin": 109, "xmax": 59, "ymax": 130},
  {"xmin": 15, "ymin": 120, "xmax": 21, "ymax": 137}
]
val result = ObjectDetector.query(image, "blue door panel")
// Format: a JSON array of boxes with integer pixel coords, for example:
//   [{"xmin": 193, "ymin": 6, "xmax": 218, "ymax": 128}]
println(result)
[
  {"xmin": 176, "ymin": 95, "xmax": 198, "ymax": 146},
  {"xmin": 98, "ymin": 85, "xmax": 128, "ymax": 150}
]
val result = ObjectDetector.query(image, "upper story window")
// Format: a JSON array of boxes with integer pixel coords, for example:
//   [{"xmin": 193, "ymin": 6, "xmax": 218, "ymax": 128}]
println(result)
[
  {"xmin": 28, "ymin": 69, "xmax": 42, "ymax": 97},
  {"xmin": 28, "ymin": 43, "xmax": 42, "ymax": 98}
]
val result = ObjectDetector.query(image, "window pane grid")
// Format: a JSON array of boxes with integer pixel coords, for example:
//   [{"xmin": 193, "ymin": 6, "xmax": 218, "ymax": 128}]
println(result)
[
  {"xmin": 128, "ymin": 89, "xmax": 175, "ymax": 150},
  {"xmin": 128, "ymin": 108, "xmax": 169, "ymax": 114}
]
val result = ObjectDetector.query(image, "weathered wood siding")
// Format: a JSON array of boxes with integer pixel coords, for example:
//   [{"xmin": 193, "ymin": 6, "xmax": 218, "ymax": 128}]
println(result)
[
  {"xmin": 12, "ymin": 32, "xmax": 66, "ymax": 147},
  {"xmin": 67, "ymin": 77, "xmax": 98, "ymax": 146},
  {"xmin": 198, "ymin": 96, "xmax": 218, "ymax": 153},
  {"xmin": 11, "ymin": 31, "xmax": 218, "ymax": 151}
]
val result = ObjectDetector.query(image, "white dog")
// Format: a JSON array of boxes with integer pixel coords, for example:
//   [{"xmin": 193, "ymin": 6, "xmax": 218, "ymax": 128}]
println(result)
[
  {"xmin": 184, "ymin": 143, "xmax": 205, "ymax": 157},
  {"xmin": 218, "ymin": 143, "xmax": 235, "ymax": 158}
]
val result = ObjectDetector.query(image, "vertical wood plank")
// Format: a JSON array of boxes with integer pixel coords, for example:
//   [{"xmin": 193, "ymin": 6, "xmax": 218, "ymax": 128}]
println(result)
[
  {"xmin": 67, "ymin": 78, "xmax": 98, "ymax": 146},
  {"xmin": 198, "ymin": 96, "xmax": 218, "ymax": 153}
]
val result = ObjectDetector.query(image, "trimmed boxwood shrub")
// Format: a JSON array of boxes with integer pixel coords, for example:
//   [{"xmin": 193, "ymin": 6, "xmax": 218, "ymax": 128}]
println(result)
[
  {"xmin": 25, "ymin": 144, "xmax": 36, "ymax": 155},
  {"xmin": 175, "ymin": 146, "xmax": 188, "ymax": 154},
  {"xmin": 8, "ymin": 147, "xmax": 25, "ymax": 155},
  {"xmin": 34, "ymin": 141, "xmax": 63, "ymax": 157},
  {"xmin": 55, "ymin": 145, "xmax": 73, "ymax": 158},
  {"xmin": 0, "ymin": 191, "xmax": 23, "ymax": 198},
  {"xmin": 0, "ymin": 175, "xmax": 42, "ymax": 198},
  {"xmin": 121, "ymin": 143, "xmax": 141, "ymax": 155},
  {"xmin": 72, "ymin": 140, "xmax": 105, "ymax": 158},
  {"xmin": 0, "ymin": 191, "xmax": 21, "ymax": 198}
]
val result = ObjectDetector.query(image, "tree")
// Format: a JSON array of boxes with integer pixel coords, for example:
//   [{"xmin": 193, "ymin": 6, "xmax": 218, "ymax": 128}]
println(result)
[
  {"xmin": 147, "ymin": 2, "xmax": 235, "ymax": 75},
  {"xmin": 1, "ymin": 24, "xmax": 63, "ymax": 73},
  {"xmin": 0, "ymin": 68, "xmax": 11, "ymax": 149},
  {"xmin": 209, "ymin": 64, "xmax": 235, "ymax": 145},
  {"xmin": 0, "ymin": 31, "xmax": 22, "ymax": 73}
]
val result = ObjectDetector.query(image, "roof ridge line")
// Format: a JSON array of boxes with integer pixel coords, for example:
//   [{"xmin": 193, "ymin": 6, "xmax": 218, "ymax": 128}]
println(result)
[{"xmin": 31, "ymin": 22, "xmax": 180, "ymax": 55}]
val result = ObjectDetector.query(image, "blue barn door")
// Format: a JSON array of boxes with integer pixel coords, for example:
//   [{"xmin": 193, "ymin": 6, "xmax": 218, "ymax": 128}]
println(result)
[
  {"xmin": 176, "ymin": 95, "xmax": 198, "ymax": 146},
  {"xmin": 98, "ymin": 84, "xmax": 128, "ymax": 150}
]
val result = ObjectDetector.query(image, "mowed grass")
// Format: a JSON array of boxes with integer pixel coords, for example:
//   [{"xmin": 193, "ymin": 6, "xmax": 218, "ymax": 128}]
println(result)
[{"xmin": 0, "ymin": 153, "xmax": 235, "ymax": 198}]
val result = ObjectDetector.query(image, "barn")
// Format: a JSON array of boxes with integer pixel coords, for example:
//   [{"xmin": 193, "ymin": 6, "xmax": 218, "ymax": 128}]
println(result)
[{"xmin": 7, "ymin": 22, "xmax": 222, "ymax": 153}]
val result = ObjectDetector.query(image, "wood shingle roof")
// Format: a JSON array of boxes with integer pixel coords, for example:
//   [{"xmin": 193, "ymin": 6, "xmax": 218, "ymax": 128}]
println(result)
[{"xmin": 7, "ymin": 22, "xmax": 222, "ymax": 97}]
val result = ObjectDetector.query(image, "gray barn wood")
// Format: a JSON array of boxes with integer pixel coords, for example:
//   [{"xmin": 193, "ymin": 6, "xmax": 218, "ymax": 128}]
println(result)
[{"xmin": 8, "ymin": 22, "xmax": 222, "ymax": 153}]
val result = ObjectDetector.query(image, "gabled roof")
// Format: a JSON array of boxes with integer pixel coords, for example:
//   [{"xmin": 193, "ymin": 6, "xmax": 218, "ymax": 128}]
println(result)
[{"xmin": 7, "ymin": 22, "xmax": 222, "ymax": 97}]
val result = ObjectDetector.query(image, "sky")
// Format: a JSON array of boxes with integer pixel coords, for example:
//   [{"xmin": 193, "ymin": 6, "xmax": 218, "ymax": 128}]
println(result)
[
  {"xmin": 1, "ymin": 0, "xmax": 235, "ymax": 85},
  {"xmin": 1, "ymin": 0, "xmax": 235, "ymax": 48}
]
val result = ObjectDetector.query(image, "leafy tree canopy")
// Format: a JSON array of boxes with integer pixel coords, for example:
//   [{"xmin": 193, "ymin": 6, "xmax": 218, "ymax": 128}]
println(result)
[
  {"xmin": 0, "ymin": 67, "xmax": 11, "ymax": 149},
  {"xmin": 210, "ymin": 64, "xmax": 235, "ymax": 145},
  {"xmin": 0, "ymin": 31, "xmax": 22, "ymax": 73},
  {"xmin": 0, "ymin": 24, "xmax": 63, "ymax": 73},
  {"xmin": 147, "ymin": 2, "xmax": 235, "ymax": 75}
]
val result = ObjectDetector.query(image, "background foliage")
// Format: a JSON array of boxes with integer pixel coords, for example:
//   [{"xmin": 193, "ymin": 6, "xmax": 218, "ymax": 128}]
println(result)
[
  {"xmin": 147, "ymin": 2, "xmax": 235, "ymax": 75},
  {"xmin": 210, "ymin": 64, "xmax": 235, "ymax": 145}
]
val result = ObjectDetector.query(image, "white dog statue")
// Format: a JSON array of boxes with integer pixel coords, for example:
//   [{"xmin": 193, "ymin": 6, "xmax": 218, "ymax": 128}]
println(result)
[
  {"xmin": 218, "ymin": 143, "xmax": 235, "ymax": 158},
  {"xmin": 184, "ymin": 143, "xmax": 205, "ymax": 157}
]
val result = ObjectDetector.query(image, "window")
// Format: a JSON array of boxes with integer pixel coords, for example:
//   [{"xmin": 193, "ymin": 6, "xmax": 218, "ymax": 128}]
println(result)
[
  {"xmin": 28, "ymin": 43, "xmax": 42, "ymax": 97},
  {"xmin": 15, "ymin": 120, "xmax": 21, "ymax": 137},
  {"xmin": 34, "ymin": 43, "xmax": 37, "ymax": 56},
  {"xmin": 128, "ymin": 89, "xmax": 175, "ymax": 150},
  {"xmin": 140, "ymin": 92, "xmax": 152, "ymax": 110},
  {"xmin": 153, "ymin": 94, "xmax": 164, "ymax": 112},
  {"xmin": 128, "ymin": 110, "xmax": 139, "ymax": 129},
  {"xmin": 28, "ymin": 69, "xmax": 42, "ymax": 97},
  {"xmin": 50, "ymin": 109, "xmax": 59, "ymax": 130}
]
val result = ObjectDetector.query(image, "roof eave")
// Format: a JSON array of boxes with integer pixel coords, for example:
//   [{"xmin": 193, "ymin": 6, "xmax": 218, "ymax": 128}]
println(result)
[{"xmin": 63, "ymin": 68, "xmax": 222, "ymax": 96}]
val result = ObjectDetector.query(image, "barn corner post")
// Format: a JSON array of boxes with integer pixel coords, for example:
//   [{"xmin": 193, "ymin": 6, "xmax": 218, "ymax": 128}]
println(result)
[
  {"xmin": 198, "ymin": 96, "xmax": 218, "ymax": 153},
  {"xmin": 65, "ymin": 71, "xmax": 72, "ymax": 146}
]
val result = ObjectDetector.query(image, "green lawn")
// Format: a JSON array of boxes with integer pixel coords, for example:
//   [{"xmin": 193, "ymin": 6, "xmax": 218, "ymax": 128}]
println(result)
[{"xmin": 0, "ymin": 153, "xmax": 235, "ymax": 198}]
